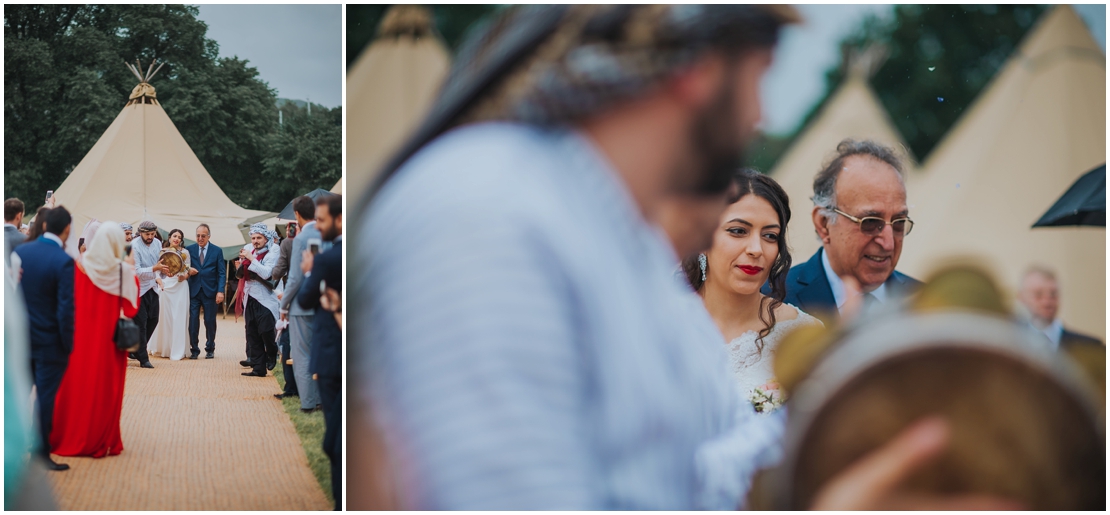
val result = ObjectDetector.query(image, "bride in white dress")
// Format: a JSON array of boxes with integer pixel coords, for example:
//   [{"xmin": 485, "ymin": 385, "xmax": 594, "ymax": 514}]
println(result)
[
  {"xmin": 682, "ymin": 169, "xmax": 822, "ymax": 410},
  {"xmin": 148, "ymin": 229, "xmax": 192, "ymax": 360}
]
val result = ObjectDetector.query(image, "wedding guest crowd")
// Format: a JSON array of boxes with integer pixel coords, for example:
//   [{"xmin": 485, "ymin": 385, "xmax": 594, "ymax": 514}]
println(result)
[
  {"xmin": 295, "ymin": 194, "xmax": 343, "ymax": 509},
  {"xmin": 5, "ymin": 196, "xmax": 341, "ymax": 480},
  {"xmin": 352, "ymin": 4, "xmax": 1076, "ymax": 510}
]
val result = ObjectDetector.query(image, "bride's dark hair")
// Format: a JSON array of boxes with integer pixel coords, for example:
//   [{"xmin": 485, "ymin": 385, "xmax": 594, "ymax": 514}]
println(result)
[
  {"xmin": 681, "ymin": 168, "xmax": 792, "ymax": 346},
  {"xmin": 164, "ymin": 228, "xmax": 184, "ymax": 249}
]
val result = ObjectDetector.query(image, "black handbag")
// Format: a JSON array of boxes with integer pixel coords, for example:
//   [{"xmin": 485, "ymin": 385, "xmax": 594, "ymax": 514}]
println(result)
[{"xmin": 113, "ymin": 264, "xmax": 142, "ymax": 353}]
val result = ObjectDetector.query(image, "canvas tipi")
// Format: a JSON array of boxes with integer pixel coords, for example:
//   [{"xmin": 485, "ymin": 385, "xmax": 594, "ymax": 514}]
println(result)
[
  {"xmin": 53, "ymin": 61, "xmax": 272, "ymax": 257},
  {"xmin": 896, "ymin": 6, "xmax": 1105, "ymax": 339},
  {"xmin": 346, "ymin": 5, "xmax": 451, "ymax": 200},
  {"xmin": 768, "ymin": 56, "xmax": 917, "ymax": 263}
]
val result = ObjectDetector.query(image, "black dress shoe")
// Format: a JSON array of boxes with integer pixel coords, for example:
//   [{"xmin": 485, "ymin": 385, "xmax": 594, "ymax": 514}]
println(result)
[
  {"xmin": 242, "ymin": 370, "xmax": 266, "ymax": 377},
  {"xmin": 43, "ymin": 456, "xmax": 70, "ymax": 471},
  {"xmin": 140, "ymin": 361, "xmax": 154, "ymax": 369},
  {"xmin": 266, "ymin": 359, "xmax": 276, "ymax": 371},
  {"xmin": 128, "ymin": 352, "xmax": 137, "ymax": 360},
  {"xmin": 205, "ymin": 351, "xmax": 215, "ymax": 359},
  {"xmin": 300, "ymin": 406, "xmax": 320, "ymax": 414},
  {"xmin": 240, "ymin": 360, "xmax": 252, "ymax": 367},
  {"xmin": 189, "ymin": 353, "xmax": 199, "ymax": 360}
]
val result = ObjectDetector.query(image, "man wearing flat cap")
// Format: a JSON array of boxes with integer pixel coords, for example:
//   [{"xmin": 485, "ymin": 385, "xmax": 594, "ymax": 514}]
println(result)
[
  {"xmin": 119, "ymin": 222, "xmax": 133, "ymax": 243},
  {"xmin": 131, "ymin": 220, "xmax": 164, "ymax": 368}
]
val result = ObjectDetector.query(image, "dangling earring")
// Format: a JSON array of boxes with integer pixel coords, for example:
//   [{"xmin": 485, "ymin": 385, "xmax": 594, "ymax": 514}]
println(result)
[{"xmin": 698, "ymin": 253, "xmax": 707, "ymax": 282}]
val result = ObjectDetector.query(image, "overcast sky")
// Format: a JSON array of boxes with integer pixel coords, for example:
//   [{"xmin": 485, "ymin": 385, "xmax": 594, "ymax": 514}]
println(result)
[
  {"xmin": 195, "ymin": 4, "xmax": 342, "ymax": 107},
  {"xmin": 761, "ymin": 4, "xmax": 1106, "ymax": 135}
]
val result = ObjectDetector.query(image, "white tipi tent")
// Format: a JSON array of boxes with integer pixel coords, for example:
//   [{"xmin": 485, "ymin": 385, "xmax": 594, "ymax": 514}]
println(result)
[
  {"xmin": 896, "ymin": 6, "xmax": 1105, "ymax": 339},
  {"xmin": 53, "ymin": 61, "xmax": 272, "ymax": 257},
  {"xmin": 769, "ymin": 69, "xmax": 917, "ymax": 264},
  {"xmin": 346, "ymin": 5, "xmax": 451, "ymax": 199}
]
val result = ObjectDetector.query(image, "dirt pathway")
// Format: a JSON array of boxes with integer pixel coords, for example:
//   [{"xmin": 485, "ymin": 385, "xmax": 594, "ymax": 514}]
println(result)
[{"xmin": 47, "ymin": 316, "xmax": 331, "ymax": 510}]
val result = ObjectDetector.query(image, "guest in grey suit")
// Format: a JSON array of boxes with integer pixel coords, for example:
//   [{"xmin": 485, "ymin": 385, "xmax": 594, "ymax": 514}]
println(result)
[
  {"xmin": 5, "ymin": 198, "xmax": 27, "ymax": 264},
  {"xmin": 281, "ymin": 196, "xmax": 321, "ymax": 412}
]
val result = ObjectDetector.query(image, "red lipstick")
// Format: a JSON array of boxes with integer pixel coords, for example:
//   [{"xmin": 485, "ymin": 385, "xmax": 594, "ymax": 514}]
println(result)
[{"xmin": 738, "ymin": 265, "xmax": 763, "ymax": 275}]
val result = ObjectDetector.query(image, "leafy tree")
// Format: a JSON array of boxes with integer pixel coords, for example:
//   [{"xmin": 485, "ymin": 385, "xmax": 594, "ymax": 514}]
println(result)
[
  {"xmin": 750, "ymin": 4, "xmax": 1047, "ymax": 171},
  {"xmin": 257, "ymin": 102, "xmax": 342, "ymax": 212},
  {"xmin": 347, "ymin": 5, "xmax": 503, "ymax": 67},
  {"xmin": 5, "ymin": 5, "xmax": 340, "ymax": 215}
]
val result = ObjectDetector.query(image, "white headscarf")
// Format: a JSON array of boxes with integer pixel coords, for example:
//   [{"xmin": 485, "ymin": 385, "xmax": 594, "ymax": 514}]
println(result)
[
  {"xmin": 82, "ymin": 222, "xmax": 139, "ymax": 305},
  {"xmin": 80, "ymin": 218, "xmax": 102, "ymax": 247}
]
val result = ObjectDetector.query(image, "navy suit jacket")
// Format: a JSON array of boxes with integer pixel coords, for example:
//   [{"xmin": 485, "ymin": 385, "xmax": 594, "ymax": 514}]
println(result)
[
  {"xmin": 186, "ymin": 243, "xmax": 226, "ymax": 299},
  {"xmin": 14, "ymin": 236, "xmax": 75, "ymax": 363},
  {"xmin": 298, "ymin": 240, "xmax": 342, "ymax": 379},
  {"xmin": 769, "ymin": 247, "xmax": 921, "ymax": 326},
  {"xmin": 1061, "ymin": 329, "xmax": 1104, "ymax": 350}
]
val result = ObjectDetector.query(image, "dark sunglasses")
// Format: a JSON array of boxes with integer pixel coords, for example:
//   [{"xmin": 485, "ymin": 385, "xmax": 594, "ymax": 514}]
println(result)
[{"xmin": 832, "ymin": 208, "xmax": 914, "ymax": 237}]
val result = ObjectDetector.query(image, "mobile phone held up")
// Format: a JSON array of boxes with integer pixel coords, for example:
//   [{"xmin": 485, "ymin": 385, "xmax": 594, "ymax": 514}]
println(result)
[{"xmin": 307, "ymin": 238, "xmax": 322, "ymax": 255}]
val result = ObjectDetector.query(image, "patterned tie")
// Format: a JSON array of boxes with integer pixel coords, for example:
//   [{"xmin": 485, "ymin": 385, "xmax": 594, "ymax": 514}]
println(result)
[{"xmin": 200, "ymin": 246, "xmax": 206, "ymax": 265}]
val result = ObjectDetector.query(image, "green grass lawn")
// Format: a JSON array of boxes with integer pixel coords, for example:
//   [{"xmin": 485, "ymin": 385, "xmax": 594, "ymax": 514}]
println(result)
[{"xmin": 273, "ymin": 364, "xmax": 333, "ymax": 505}]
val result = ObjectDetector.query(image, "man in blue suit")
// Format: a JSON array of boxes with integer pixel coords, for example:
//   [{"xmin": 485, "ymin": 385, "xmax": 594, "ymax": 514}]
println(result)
[
  {"xmin": 772, "ymin": 139, "xmax": 920, "ymax": 326},
  {"xmin": 13, "ymin": 206, "xmax": 75, "ymax": 471},
  {"xmin": 297, "ymin": 194, "xmax": 343, "ymax": 509},
  {"xmin": 186, "ymin": 223, "xmax": 226, "ymax": 359}
]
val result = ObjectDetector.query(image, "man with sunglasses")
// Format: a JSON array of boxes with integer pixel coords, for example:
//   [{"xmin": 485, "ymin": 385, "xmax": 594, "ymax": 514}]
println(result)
[{"xmin": 778, "ymin": 139, "xmax": 921, "ymax": 325}]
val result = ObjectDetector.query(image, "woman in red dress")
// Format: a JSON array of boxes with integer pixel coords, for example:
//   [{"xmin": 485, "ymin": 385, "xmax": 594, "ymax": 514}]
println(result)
[{"xmin": 51, "ymin": 222, "xmax": 139, "ymax": 458}]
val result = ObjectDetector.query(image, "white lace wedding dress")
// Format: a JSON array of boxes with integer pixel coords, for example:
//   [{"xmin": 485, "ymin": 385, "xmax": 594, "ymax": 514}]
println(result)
[
  {"xmin": 726, "ymin": 304, "xmax": 823, "ymax": 396},
  {"xmin": 148, "ymin": 250, "xmax": 191, "ymax": 361}
]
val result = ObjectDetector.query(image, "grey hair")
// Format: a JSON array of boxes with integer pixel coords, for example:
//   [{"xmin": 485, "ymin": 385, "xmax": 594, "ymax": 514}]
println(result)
[{"xmin": 811, "ymin": 138, "xmax": 906, "ymax": 226}]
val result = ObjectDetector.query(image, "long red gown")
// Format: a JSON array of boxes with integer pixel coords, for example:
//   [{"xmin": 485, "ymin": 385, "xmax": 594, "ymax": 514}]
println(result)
[{"xmin": 50, "ymin": 263, "xmax": 139, "ymax": 457}]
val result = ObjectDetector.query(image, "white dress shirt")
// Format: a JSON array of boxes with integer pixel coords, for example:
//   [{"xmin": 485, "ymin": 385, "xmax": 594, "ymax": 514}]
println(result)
[
  {"xmin": 821, "ymin": 248, "xmax": 888, "ymax": 313},
  {"xmin": 1038, "ymin": 319, "xmax": 1064, "ymax": 350},
  {"xmin": 240, "ymin": 243, "xmax": 281, "ymax": 320}
]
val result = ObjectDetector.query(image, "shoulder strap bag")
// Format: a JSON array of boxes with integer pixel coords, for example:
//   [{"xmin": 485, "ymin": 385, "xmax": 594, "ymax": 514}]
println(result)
[{"xmin": 113, "ymin": 263, "xmax": 142, "ymax": 352}]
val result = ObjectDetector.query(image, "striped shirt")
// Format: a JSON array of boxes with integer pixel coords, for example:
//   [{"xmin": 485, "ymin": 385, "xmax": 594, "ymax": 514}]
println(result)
[
  {"xmin": 357, "ymin": 123, "xmax": 785, "ymax": 510},
  {"xmin": 132, "ymin": 237, "xmax": 161, "ymax": 296}
]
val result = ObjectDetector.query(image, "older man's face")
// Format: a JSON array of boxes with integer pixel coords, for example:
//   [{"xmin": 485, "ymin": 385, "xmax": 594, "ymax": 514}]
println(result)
[
  {"xmin": 819, "ymin": 155, "xmax": 908, "ymax": 292},
  {"xmin": 1018, "ymin": 272, "xmax": 1059, "ymax": 323}
]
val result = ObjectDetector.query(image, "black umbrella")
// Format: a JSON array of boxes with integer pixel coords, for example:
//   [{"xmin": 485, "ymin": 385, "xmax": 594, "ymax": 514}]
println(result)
[
  {"xmin": 277, "ymin": 188, "xmax": 339, "ymax": 221},
  {"xmin": 1033, "ymin": 164, "xmax": 1105, "ymax": 228}
]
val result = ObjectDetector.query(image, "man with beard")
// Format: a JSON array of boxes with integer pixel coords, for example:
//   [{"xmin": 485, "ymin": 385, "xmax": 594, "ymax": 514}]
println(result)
[
  {"xmin": 235, "ymin": 224, "xmax": 281, "ymax": 377},
  {"xmin": 354, "ymin": 5, "xmax": 1014, "ymax": 510},
  {"xmin": 130, "ymin": 221, "xmax": 166, "ymax": 369},
  {"xmin": 297, "ymin": 194, "xmax": 343, "ymax": 509}
]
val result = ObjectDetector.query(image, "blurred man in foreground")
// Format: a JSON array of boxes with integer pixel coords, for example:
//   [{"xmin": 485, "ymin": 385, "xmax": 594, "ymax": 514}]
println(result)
[{"xmin": 355, "ymin": 5, "xmax": 1016, "ymax": 510}]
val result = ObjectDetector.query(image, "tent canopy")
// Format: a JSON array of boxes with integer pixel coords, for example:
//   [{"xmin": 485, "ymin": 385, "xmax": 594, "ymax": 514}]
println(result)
[
  {"xmin": 346, "ymin": 5, "xmax": 451, "ymax": 201},
  {"xmin": 278, "ymin": 188, "xmax": 339, "ymax": 221},
  {"xmin": 895, "ymin": 6, "xmax": 1106, "ymax": 339},
  {"xmin": 53, "ymin": 66, "xmax": 273, "ymax": 258},
  {"xmin": 768, "ymin": 73, "xmax": 918, "ymax": 263}
]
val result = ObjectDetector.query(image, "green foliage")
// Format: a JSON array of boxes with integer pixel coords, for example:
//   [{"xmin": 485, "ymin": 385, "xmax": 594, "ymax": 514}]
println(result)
[
  {"xmin": 273, "ymin": 364, "xmax": 333, "ymax": 505},
  {"xmin": 5, "ymin": 5, "xmax": 340, "ymax": 214},
  {"xmin": 347, "ymin": 4, "xmax": 503, "ymax": 67},
  {"xmin": 753, "ymin": 4, "xmax": 1047, "ymax": 171},
  {"xmin": 257, "ymin": 102, "xmax": 342, "ymax": 212}
]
